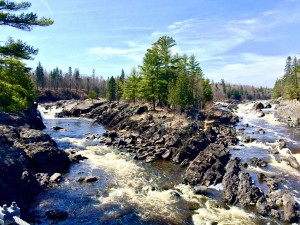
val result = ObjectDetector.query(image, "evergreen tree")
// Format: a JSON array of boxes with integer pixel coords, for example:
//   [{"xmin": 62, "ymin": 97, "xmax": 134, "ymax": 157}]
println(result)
[
  {"xmin": 106, "ymin": 76, "xmax": 116, "ymax": 101},
  {"xmin": 123, "ymin": 68, "xmax": 140, "ymax": 103},
  {"xmin": 0, "ymin": 0, "xmax": 53, "ymax": 111},
  {"xmin": 35, "ymin": 61, "xmax": 44, "ymax": 90}
]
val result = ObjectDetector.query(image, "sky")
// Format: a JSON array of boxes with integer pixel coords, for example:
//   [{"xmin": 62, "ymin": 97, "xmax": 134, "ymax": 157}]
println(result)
[{"xmin": 2, "ymin": 0, "xmax": 300, "ymax": 87}]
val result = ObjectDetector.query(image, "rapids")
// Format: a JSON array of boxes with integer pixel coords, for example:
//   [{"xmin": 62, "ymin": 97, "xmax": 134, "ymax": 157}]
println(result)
[{"xmin": 28, "ymin": 103, "xmax": 298, "ymax": 224}]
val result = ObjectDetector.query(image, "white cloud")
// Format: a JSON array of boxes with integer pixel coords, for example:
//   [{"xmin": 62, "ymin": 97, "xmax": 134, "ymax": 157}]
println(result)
[{"xmin": 206, "ymin": 54, "xmax": 286, "ymax": 87}]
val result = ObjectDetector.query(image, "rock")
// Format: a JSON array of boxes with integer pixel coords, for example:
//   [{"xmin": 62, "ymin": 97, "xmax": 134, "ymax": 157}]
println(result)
[
  {"xmin": 265, "ymin": 103, "xmax": 272, "ymax": 109},
  {"xmin": 256, "ymin": 196, "xmax": 269, "ymax": 216},
  {"xmin": 270, "ymin": 209, "xmax": 280, "ymax": 219},
  {"xmin": 35, "ymin": 173, "xmax": 50, "ymax": 187},
  {"xmin": 222, "ymin": 158, "xmax": 241, "ymax": 204},
  {"xmin": 50, "ymin": 173, "xmax": 62, "ymax": 183},
  {"xmin": 45, "ymin": 209, "xmax": 68, "ymax": 221},
  {"xmin": 51, "ymin": 126, "xmax": 64, "ymax": 131},
  {"xmin": 256, "ymin": 110, "xmax": 265, "ymax": 118},
  {"xmin": 0, "ymin": 145, "xmax": 40, "ymax": 210},
  {"xmin": 20, "ymin": 128, "xmax": 70, "ymax": 174},
  {"xmin": 194, "ymin": 185, "xmax": 208, "ymax": 195},
  {"xmin": 184, "ymin": 143, "xmax": 230, "ymax": 186},
  {"xmin": 237, "ymin": 172, "xmax": 263, "ymax": 206},
  {"xmin": 76, "ymin": 176, "xmax": 85, "ymax": 182},
  {"xmin": 250, "ymin": 157, "xmax": 268, "ymax": 167},
  {"xmin": 253, "ymin": 102, "xmax": 264, "ymax": 110},
  {"xmin": 162, "ymin": 149, "xmax": 173, "ymax": 159},
  {"xmin": 135, "ymin": 106, "xmax": 148, "ymax": 115},
  {"xmin": 282, "ymin": 193, "xmax": 299, "ymax": 223},
  {"xmin": 85, "ymin": 176, "xmax": 98, "ymax": 183}
]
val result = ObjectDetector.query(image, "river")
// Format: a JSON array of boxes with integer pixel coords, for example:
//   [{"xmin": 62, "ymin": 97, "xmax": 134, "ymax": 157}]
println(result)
[{"xmin": 29, "ymin": 103, "xmax": 299, "ymax": 225}]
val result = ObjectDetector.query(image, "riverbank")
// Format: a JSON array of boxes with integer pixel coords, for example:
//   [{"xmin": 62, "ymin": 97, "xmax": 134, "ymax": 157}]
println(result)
[
  {"xmin": 276, "ymin": 99, "xmax": 300, "ymax": 127},
  {"xmin": 0, "ymin": 105, "xmax": 71, "ymax": 214},
  {"xmin": 52, "ymin": 99, "xmax": 300, "ymax": 223}
]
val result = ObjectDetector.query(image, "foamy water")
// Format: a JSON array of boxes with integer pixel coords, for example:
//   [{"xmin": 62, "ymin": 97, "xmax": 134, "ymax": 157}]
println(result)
[{"xmin": 31, "ymin": 103, "xmax": 291, "ymax": 224}]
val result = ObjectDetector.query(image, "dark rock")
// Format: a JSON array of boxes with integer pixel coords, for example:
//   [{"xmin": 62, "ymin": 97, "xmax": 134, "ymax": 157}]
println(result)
[
  {"xmin": 256, "ymin": 110, "xmax": 265, "ymax": 118},
  {"xmin": 265, "ymin": 103, "xmax": 272, "ymax": 109},
  {"xmin": 76, "ymin": 176, "xmax": 85, "ymax": 182},
  {"xmin": 20, "ymin": 128, "xmax": 70, "ymax": 174},
  {"xmin": 237, "ymin": 172, "xmax": 263, "ymax": 206},
  {"xmin": 184, "ymin": 143, "xmax": 230, "ymax": 186},
  {"xmin": 85, "ymin": 176, "xmax": 98, "ymax": 183},
  {"xmin": 253, "ymin": 102, "xmax": 264, "ymax": 110},
  {"xmin": 0, "ymin": 145, "xmax": 40, "ymax": 210},
  {"xmin": 222, "ymin": 158, "xmax": 241, "ymax": 204},
  {"xmin": 51, "ymin": 126, "xmax": 64, "ymax": 131},
  {"xmin": 45, "ymin": 209, "xmax": 68, "ymax": 221},
  {"xmin": 135, "ymin": 106, "xmax": 148, "ymax": 115},
  {"xmin": 250, "ymin": 157, "xmax": 268, "ymax": 167}
]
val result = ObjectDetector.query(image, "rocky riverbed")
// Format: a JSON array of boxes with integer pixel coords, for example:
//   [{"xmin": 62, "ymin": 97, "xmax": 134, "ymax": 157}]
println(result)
[{"xmin": 51, "ymin": 99, "xmax": 300, "ymax": 224}]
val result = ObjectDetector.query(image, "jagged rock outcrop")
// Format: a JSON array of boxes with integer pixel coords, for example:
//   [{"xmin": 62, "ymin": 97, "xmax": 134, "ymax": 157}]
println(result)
[
  {"xmin": 184, "ymin": 143, "xmax": 230, "ymax": 186},
  {"xmin": 0, "ymin": 107, "xmax": 70, "ymax": 210}
]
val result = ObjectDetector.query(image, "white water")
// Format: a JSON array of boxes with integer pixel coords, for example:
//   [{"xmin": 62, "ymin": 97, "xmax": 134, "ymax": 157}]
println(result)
[{"xmin": 31, "ymin": 103, "xmax": 286, "ymax": 224}]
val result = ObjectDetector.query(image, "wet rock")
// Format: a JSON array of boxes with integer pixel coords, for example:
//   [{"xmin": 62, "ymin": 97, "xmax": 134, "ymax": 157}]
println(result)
[
  {"xmin": 145, "ymin": 156, "xmax": 156, "ymax": 163},
  {"xmin": 85, "ymin": 176, "xmax": 98, "ymax": 183},
  {"xmin": 50, "ymin": 173, "xmax": 62, "ymax": 183},
  {"xmin": 265, "ymin": 103, "xmax": 272, "ymax": 109},
  {"xmin": 51, "ymin": 126, "xmax": 64, "ymax": 131},
  {"xmin": 253, "ymin": 102, "xmax": 265, "ymax": 110},
  {"xmin": 278, "ymin": 139, "xmax": 286, "ymax": 149},
  {"xmin": 256, "ymin": 110, "xmax": 265, "ymax": 118},
  {"xmin": 194, "ymin": 185, "xmax": 208, "ymax": 195},
  {"xmin": 76, "ymin": 176, "xmax": 98, "ymax": 183},
  {"xmin": 240, "ymin": 136, "xmax": 255, "ymax": 143},
  {"xmin": 250, "ymin": 157, "xmax": 268, "ymax": 167},
  {"xmin": 184, "ymin": 143, "xmax": 230, "ymax": 186},
  {"xmin": 45, "ymin": 209, "xmax": 68, "ymax": 221}
]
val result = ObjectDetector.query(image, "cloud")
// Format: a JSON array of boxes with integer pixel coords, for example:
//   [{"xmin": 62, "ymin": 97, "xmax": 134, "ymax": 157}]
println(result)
[
  {"xmin": 89, "ymin": 45, "xmax": 145, "ymax": 63},
  {"xmin": 206, "ymin": 54, "xmax": 286, "ymax": 87}
]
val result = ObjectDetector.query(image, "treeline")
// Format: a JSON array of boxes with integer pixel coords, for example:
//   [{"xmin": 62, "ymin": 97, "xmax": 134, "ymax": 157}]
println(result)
[
  {"xmin": 272, "ymin": 56, "xmax": 300, "ymax": 100},
  {"xmin": 212, "ymin": 79, "xmax": 272, "ymax": 101},
  {"xmin": 33, "ymin": 63, "xmax": 107, "ymax": 99},
  {"xmin": 106, "ymin": 36, "xmax": 213, "ymax": 110}
]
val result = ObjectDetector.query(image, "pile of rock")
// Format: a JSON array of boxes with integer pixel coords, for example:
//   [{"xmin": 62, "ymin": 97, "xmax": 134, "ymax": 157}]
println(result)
[{"xmin": 0, "ymin": 107, "xmax": 70, "ymax": 210}]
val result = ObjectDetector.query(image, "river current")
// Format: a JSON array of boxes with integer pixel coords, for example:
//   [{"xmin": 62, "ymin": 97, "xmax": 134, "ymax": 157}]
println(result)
[{"xmin": 29, "ymin": 103, "xmax": 300, "ymax": 225}]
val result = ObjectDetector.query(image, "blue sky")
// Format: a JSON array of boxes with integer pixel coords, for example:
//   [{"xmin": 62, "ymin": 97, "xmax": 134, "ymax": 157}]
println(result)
[{"xmin": 2, "ymin": 0, "xmax": 300, "ymax": 87}]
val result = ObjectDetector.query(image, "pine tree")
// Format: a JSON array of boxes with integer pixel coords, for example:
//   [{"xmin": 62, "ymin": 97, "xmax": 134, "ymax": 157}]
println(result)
[
  {"xmin": 0, "ymin": 0, "xmax": 53, "ymax": 111},
  {"xmin": 123, "ymin": 68, "xmax": 140, "ymax": 103},
  {"xmin": 106, "ymin": 76, "xmax": 116, "ymax": 101}
]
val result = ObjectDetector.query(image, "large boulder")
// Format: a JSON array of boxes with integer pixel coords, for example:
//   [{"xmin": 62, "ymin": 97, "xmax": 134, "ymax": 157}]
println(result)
[
  {"xmin": 222, "ymin": 157, "xmax": 263, "ymax": 206},
  {"xmin": 252, "ymin": 102, "xmax": 264, "ymax": 110},
  {"xmin": 20, "ymin": 128, "xmax": 70, "ymax": 175},
  {"xmin": 0, "ymin": 145, "xmax": 40, "ymax": 209},
  {"xmin": 184, "ymin": 143, "xmax": 230, "ymax": 186}
]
